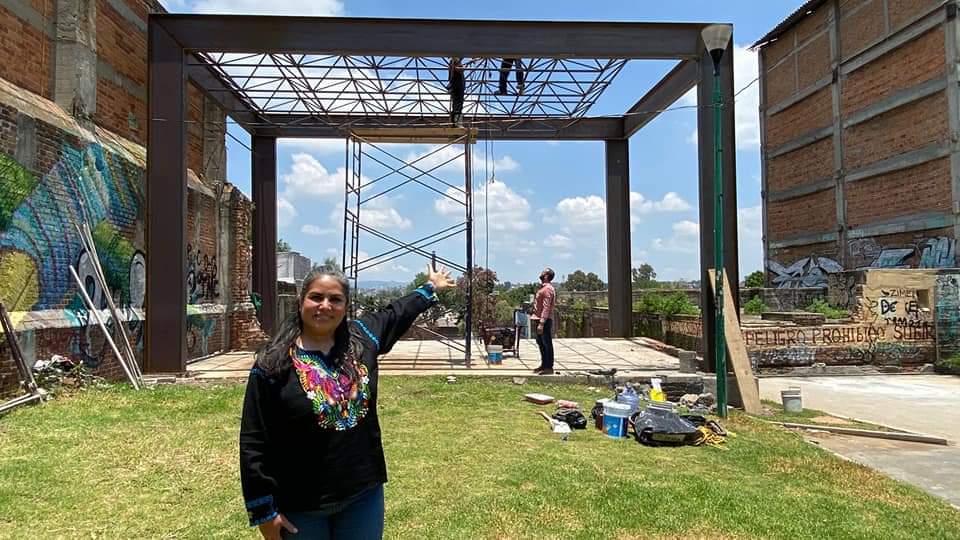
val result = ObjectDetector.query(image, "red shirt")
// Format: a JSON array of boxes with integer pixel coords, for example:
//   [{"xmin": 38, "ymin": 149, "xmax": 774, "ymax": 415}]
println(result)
[{"xmin": 531, "ymin": 282, "xmax": 556, "ymax": 321}]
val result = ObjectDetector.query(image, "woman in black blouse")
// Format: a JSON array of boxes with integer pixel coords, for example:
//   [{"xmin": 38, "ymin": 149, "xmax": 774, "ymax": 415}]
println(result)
[{"xmin": 240, "ymin": 265, "xmax": 455, "ymax": 539}]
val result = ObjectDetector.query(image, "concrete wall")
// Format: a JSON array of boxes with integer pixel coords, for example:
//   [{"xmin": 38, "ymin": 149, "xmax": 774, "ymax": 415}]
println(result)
[
  {"xmin": 562, "ymin": 269, "xmax": 959, "ymax": 372},
  {"xmin": 759, "ymin": 0, "xmax": 958, "ymax": 290}
]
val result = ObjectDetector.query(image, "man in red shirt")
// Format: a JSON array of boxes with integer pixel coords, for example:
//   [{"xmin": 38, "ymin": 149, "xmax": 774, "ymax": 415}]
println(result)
[{"xmin": 530, "ymin": 267, "xmax": 556, "ymax": 374}]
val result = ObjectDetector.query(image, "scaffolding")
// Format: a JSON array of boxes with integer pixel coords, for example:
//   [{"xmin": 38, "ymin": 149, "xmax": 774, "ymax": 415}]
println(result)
[{"xmin": 343, "ymin": 128, "xmax": 475, "ymax": 362}]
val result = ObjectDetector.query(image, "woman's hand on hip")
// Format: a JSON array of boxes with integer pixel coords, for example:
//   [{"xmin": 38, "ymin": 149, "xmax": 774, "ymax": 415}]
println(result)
[
  {"xmin": 427, "ymin": 264, "xmax": 457, "ymax": 291},
  {"xmin": 259, "ymin": 513, "xmax": 298, "ymax": 540}
]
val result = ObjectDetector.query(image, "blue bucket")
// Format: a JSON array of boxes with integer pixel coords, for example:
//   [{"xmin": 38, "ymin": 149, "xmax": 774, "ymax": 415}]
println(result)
[
  {"xmin": 487, "ymin": 345, "xmax": 503, "ymax": 364},
  {"xmin": 602, "ymin": 401, "xmax": 631, "ymax": 439}
]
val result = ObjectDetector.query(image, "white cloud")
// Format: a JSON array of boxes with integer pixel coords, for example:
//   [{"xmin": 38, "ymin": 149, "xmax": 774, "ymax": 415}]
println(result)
[
  {"xmin": 435, "ymin": 180, "xmax": 532, "ymax": 232},
  {"xmin": 543, "ymin": 234, "xmax": 574, "ymax": 249},
  {"xmin": 282, "ymin": 153, "xmax": 343, "ymax": 200},
  {"xmin": 546, "ymin": 195, "xmax": 606, "ymax": 229},
  {"xmin": 301, "ymin": 224, "xmax": 336, "ymax": 236},
  {"xmin": 652, "ymin": 220, "xmax": 700, "ymax": 254},
  {"xmin": 546, "ymin": 191, "xmax": 692, "ymax": 233},
  {"xmin": 279, "ymin": 139, "xmax": 346, "ymax": 156},
  {"xmin": 672, "ymin": 220, "xmax": 700, "ymax": 237},
  {"xmin": 328, "ymin": 196, "xmax": 412, "ymax": 231},
  {"xmin": 682, "ymin": 44, "xmax": 760, "ymax": 150},
  {"xmin": 278, "ymin": 196, "xmax": 297, "ymax": 228},
  {"xmin": 187, "ymin": 0, "xmax": 343, "ymax": 15},
  {"xmin": 632, "ymin": 192, "xmax": 692, "ymax": 214}
]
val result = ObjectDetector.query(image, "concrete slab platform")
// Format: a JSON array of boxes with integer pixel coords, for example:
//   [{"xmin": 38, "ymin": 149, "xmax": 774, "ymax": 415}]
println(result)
[
  {"xmin": 187, "ymin": 337, "xmax": 681, "ymax": 379},
  {"xmin": 804, "ymin": 432, "xmax": 960, "ymax": 508},
  {"xmin": 760, "ymin": 375, "xmax": 960, "ymax": 442}
]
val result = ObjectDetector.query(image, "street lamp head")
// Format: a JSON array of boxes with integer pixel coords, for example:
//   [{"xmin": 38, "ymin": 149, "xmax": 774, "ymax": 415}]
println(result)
[{"xmin": 702, "ymin": 24, "xmax": 733, "ymax": 75}]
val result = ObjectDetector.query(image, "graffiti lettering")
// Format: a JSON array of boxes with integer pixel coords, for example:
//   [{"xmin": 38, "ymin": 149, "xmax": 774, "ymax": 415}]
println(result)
[{"xmin": 879, "ymin": 298, "xmax": 898, "ymax": 317}]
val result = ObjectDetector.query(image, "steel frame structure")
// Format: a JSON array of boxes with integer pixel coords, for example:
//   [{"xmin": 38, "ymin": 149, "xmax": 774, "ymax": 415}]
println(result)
[
  {"xmin": 146, "ymin": 14, "xmax": 740, "ymax": 374},
  {"xmin": 343, "ymin": 131, "xmax": 474, "ymax": 361}
]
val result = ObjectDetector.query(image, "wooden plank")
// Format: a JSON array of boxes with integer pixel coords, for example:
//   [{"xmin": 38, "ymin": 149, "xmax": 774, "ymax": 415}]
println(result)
[
  {"xmin": 774, "ymin": 422, "xmax": 949, "ymax": 446},
  {"xmin": 707, "ymin": 269, "xmax": 762, "ymax": 414}
]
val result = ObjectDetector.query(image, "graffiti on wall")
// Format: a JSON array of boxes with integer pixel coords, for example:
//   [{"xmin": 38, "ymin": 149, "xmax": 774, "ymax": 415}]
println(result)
[
  {"xmin": 770, "ymin": 236, "xmax": 957, "ymax": 290},
  {"xmin": 187, "ymin": 244, "xmax": 219, "ymax": 303},
  {"xmin": 767, "ymin": 255, "xmax": 842, "ymax": 289},
  {"xmin": 1, "ymin": 142, "xmax": 146, "ymax": 367},
  {"xmin": 935, "ymin": 273, "xmax": 960, "ymax": 358},
  {"xmin": 847, "ymin": 237, "xmax": 956, "ymax": 269}
]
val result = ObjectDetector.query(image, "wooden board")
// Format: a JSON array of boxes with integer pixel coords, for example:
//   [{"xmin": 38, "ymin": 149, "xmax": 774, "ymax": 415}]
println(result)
[{"xmin": 707, "ymin": 269, "xmax": 762, "ymax": 414}]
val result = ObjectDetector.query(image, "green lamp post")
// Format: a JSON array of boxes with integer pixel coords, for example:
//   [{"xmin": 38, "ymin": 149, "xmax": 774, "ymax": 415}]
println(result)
[{"xmin": 702, "ymin": 23, "xmax": 733, "ymax": 418}]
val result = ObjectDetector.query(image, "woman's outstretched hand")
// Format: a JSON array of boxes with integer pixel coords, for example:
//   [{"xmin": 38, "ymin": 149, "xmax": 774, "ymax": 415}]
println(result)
[
  {"xmin": 427, "ymin": 264, "xmax": 457, "ymax": 291},
  {"xmin": 258, "ymin": 513, "xmax": 298, "ymax": 540}
]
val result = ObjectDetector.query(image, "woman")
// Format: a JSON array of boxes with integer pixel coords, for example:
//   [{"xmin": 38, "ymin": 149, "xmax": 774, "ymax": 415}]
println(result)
[{"xmin": 240, "ymin": 265, "xmax": 456, "ymax": 539}]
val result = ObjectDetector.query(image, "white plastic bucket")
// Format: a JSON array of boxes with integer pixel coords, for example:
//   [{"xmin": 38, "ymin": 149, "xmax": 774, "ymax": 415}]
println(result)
[
  {"xmin": 487, "ymin": 345, "xmax": 503, "ymax": 364},
  {"xmin": 781, "ymin": 387, "xmax": 802, "ymax": 413},
  {"xmin": 602, "ymin": 401, "xmax": 631, "ymax": 439}
]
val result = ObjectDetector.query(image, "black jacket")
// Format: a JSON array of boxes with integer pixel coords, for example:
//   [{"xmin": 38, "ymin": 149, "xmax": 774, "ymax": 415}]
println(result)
[{"xmin": 240, "ymin": 286, "xmax": 437, "ymax": 526}]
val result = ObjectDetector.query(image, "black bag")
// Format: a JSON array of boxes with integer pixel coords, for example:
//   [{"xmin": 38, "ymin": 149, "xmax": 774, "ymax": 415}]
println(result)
[
  {"xmin": 631, "ymin": 406, "xmax": 699, "ymax": 446},
  {"xmin": 553, "ymin": 408, "xmax": 587, "ymax": 430}
]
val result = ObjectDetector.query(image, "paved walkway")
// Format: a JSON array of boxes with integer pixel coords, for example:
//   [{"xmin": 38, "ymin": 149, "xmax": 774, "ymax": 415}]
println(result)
[
  {"xmin": 760, "ymin": 375, "xmax": 960, "ymax": 441},
  {"xmin": 761, "ymin": 375, "xmax": 960, "ymax": 507},
  {"xmin": 188, "ymin": 337, "xmax": 680, "ymax": 379}
]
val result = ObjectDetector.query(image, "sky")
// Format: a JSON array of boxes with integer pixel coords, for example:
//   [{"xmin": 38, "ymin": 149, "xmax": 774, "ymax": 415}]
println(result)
[{"xmin": 160, "ymin": 0, "xmax": 807, "ymax": 285}]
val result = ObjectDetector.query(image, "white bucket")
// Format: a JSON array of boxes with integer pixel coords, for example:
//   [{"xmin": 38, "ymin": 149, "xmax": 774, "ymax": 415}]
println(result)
[
  {"xmin": 602, "ymin": 401, "xmax": 631, "ymax": 439},
  {"xmin": 487, "ymin": 345, "xmax": 503, "ymax": 364},
  {"xmin": 781, "ymin": 387, "xmax": 802, "ymax": 413}
]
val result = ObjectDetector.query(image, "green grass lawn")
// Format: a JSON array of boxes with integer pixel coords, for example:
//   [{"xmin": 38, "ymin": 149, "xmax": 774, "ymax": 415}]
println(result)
[{"xmin": 1, "ymin": 377, "xmax": 959, "ymax": 539}]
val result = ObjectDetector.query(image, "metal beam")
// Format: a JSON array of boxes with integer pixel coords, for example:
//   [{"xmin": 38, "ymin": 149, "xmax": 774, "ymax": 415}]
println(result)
[
  {"xmin": 252, "ymin": 115, "xmax": 624, "ymax": 140},
  {"xmin": 623, "ymin": 59, "xmax": 698, "ymax": 137},
  {"xmin": 605, "ymin": 139, "xmax": 632, "ymax": 338},
  {"xmin": 185, "ymin": 59, "xmax": 262, "ymax": 131},
  {"xmin": 697, "ymin": 42, "xmax": 739, "ymax": 374},
  {"xmin": 146, "ymin": 22, "xmax": 186, "ymax": 374},
  {"xmin": 154, "ymin": 15, "xmax": 709, "ymax": 58},
  {"xmin": 252, "ymin": 136, "xmax": 278, "ymax": 335}
]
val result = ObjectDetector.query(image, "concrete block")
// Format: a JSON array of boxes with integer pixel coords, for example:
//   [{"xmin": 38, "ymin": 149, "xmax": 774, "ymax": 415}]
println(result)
[{"xmin": 678, "ymin": 350, "xmax": 698, "ymax": 373}]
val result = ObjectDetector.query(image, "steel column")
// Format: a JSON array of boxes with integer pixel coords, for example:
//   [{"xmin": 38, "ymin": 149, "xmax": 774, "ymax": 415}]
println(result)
[
  {"xmin": 604, "ymin": 139, "xmax": 632, "ymax": 337},
  {"xmin": 146, "ymin": 21, "xmax": 186, "ymax": 374},
  {"xmin": 697, "ymin": 41, "xmax": 739, "ymax": 373},
  {"xmin": 464, "ymin": 132, "xmax": 474, "ymax": 364},
  {"xmin": 252, "ymin": 135, "xmax": 278, "ymax": 335}
]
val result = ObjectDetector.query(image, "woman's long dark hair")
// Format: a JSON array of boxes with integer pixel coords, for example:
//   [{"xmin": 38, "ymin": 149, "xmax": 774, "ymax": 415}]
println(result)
[{"xmin": 255, "ymin": 268, "xmax": 366, "ymax": 380}]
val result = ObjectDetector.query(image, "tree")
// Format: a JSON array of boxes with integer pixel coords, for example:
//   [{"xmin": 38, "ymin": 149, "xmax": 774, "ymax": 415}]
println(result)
[
  {"xmin": 632, "ymin": 263, "xmax": 657, "ymax": 289},
  {"xmin": 562, "ymin": 270, "xmax": 604, "ymax": 291},
  {"xmin": 315, "ymin": 256, "xmax": 341, "ymax": 273},
  {"xmin": 744, "ymin": 270, "xmax": 765, "ymax": 288},
  {"xmin": 277, "ymin": 238, "xmax": 291, "ymax": 252}
]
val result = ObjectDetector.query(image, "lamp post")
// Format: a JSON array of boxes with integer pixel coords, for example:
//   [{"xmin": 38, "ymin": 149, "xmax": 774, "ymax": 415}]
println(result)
[{"xmin": 702, "ymin": 24, "xmax": 732, "ymax": 418}]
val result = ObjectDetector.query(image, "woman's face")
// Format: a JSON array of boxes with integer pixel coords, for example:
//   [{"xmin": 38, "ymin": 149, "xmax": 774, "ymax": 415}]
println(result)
[{"xmin": 300, "ymin": 275, "xmax": 347, "ymax": 337}]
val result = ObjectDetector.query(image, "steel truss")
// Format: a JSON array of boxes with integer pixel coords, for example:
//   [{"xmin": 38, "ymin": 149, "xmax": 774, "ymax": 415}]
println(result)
[
  {"xmin": 343, "ymin": 131, "xmax": 475, "ymax": 362},
  {"xmin": 194, "ymin": 53, "xmax": 628, "ymax": 125}
]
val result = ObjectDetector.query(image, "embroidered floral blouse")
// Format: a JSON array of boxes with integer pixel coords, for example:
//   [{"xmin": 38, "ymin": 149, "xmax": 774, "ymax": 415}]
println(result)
[{"xmin": 239, "ymin": 286, "xmax": 437, "ymax": 526}]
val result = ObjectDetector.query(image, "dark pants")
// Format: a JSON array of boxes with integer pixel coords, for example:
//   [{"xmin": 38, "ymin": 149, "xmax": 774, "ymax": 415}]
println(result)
[
  {"xmin": 282, "ymin": 484, "xmax": 385, "ymax": 540},
  {"xmin": 498, "ymin": 58, "xmax": 525, "ymax": 94},
  {"xmin": 535, "ymin": 318, "xmax": 554, "ymax": 369}
]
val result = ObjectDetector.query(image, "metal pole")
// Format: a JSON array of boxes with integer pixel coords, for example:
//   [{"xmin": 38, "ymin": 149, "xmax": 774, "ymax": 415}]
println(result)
[
  {"xmin": 712, "ymin": 70, "xmax": 727, "ymax": 418},
  {"xmin": 465, "ymin": 131, "xmax": 473, "ymax": 365}
]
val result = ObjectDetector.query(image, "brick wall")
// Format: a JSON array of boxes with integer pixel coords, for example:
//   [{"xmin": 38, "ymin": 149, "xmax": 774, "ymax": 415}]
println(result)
[
  {"xmin": 845, "ymin": 158, "xmax": 951, "ymax": 228},
  {"xmin": 843, "ymin": 91, "xmax": 949, "ymax": 170},
  {"xmin": 841, "ymin": 26, "xmax": 945, "ymax": 115},
  {"xmin": 0, "ymin": 4, "xmax": 53, "ymax": 99},
  {"xmin": 767, "ymin": 189, "xmax": 837, "ymax": 239},
  {"xmin": 766, "ymin": 87, "xmax": 832, "ymax": 149},
  {"xmin": 760, "ymin": 0, "xmax": 957, "ymax": 289},
  {"xmin": 767, "ymin": 138, "xmax": 834, "ymax": 192}
]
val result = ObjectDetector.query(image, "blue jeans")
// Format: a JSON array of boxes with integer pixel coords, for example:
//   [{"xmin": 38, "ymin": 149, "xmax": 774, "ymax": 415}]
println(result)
[{"xmin": 281, "ymin": 484, "xmax": 384, "ymax": 540}]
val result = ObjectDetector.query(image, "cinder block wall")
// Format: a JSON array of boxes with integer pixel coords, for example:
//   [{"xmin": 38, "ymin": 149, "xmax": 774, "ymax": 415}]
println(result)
[{"xmin": 759, "ymin": 0, "xmax": 958, "ymax": 289}]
